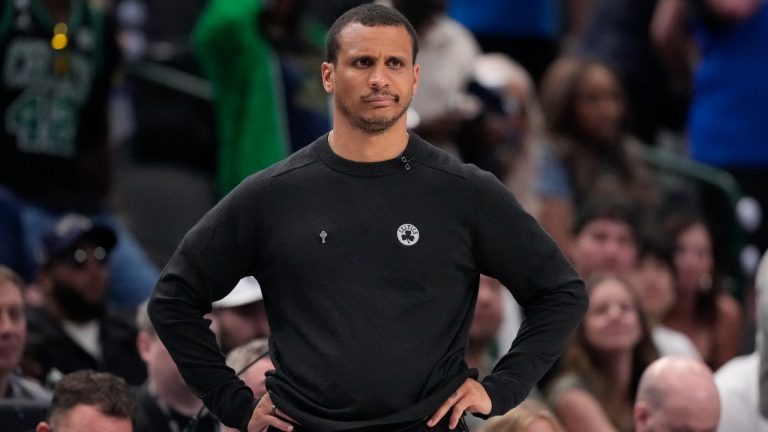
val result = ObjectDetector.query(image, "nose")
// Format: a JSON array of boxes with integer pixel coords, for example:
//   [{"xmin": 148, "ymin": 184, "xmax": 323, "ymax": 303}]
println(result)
[
  {"xmin": 368, "ymin": 63, "xmax": 389, "ymax": 89},
  {"xmin": 0, "ymin": 312, "xmax": 14, "ymax": 335}
]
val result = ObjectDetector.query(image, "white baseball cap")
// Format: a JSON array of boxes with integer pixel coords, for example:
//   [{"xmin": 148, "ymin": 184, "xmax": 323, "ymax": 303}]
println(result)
[{"xmin": 212, "ymin": 277, "xmax": 263, "ymax": 309}]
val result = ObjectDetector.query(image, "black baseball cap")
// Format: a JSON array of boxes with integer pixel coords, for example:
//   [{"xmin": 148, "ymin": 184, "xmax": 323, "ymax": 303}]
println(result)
[{"xmin": 39, "ymin": 213, "xmax": 117, "ymax": 266}]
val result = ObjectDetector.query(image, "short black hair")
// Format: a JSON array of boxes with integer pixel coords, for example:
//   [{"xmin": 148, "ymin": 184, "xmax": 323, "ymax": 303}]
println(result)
[
  {"xmin": 572, "ymin": 198, "xmax": 639, "ymax": 238},
  {"xmin": 48, "ymin": 370, "xmax": 136, "ymax": 425},
  {"xmin": 637, "ymin": 232, "xmax": 675, "ymax": 273},
  {"xmin": 326, "ymin": 4, "xmax": 419, "ymax": 64}
]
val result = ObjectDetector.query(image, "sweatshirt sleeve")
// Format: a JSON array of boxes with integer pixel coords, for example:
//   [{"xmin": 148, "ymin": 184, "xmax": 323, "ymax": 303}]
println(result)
[
  {"xmin": 469, "ymin": 169, "xmax": 588, "ymax": 418},
  {"xmin": 148, "ymin": 177, "xmax": 265, "ymax": 430}
]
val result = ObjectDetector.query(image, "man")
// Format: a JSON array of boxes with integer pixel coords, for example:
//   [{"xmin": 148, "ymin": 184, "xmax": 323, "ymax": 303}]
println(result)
[
  {"xmin": 212, "ymin": 277, "xmax": 270, "ymax": 353},
  {"xmin": 634, "ymin": 356, "xmax": 720, "ymax": 432},
  {"xmin": 0, "ymin": 265, "xmax": 50, "ymax": 401},
  {"xmin": 149, "ymin": 5, "xmax": 586, "ymax": 432},
  {"xmin": 24, "ymin": 213, "xmax": 146, "ymax": 386},
  {"xmin": 569, "ymin": 199, "xmax": 639, "ymax": 279},
  {"xmin": 35, "ymin": 370, "xmax": 135, "ymax": 432},
  {"xmin": 135, "ymin": 301, "xmax": 217, "ymax": 432}
]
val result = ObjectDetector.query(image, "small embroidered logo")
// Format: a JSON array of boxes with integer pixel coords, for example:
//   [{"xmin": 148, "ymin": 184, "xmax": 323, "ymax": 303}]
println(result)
[
  {"xmin": 397, "ymin": 224, "xmax": 419, "ymax": 246},
  {"xmin": 320, "ymin": 231, "xmax": 327, "ymax": 244}
]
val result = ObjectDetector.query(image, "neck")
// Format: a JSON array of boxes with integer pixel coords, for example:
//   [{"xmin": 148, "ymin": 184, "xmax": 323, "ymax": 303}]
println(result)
[
  {"xmin": 150, "ymin": 381, "xmax": 203, "ymax": 418},
  {"xmin": 668, "ymin": 289, "xmax": 697, "ymax": 321},
  {"xmin": 328, "ymin": 120, "xmax": 410, "ymax": 162},
  {"xmin": 598, "ymin": 350, "xmax": 634, "ymax": 397}
]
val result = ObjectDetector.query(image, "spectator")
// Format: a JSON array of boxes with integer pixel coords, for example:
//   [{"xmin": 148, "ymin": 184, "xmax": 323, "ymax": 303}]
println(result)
[
  {"xmin": 212, "ymin": 277, "xmax": 269, "ymax": 353},
  {"xmin": 548, "ymin": 275, "xmax": 657, "ymax": 432},
  {"xmin": 193, "ymin": 0, "xmax": 329, "ymax": 196},
  {"xmin": 224, "ymin": 338, "xmax": 273, "ymax": 398},
  {"xmin": 34, "ymin": 370, "xmax": 135, "ymax": 432},
  {"xmin": 134, "ymin": 301, "xmax": 217, "ymax": 432},
  {"xmin": 662, "ymin": 212, "xmax": 742, "ymax": 368},
  {"xmin": 535, "ymin": 56, "xmax": 658, "ymax": 251},
  {"xmin": 569, "ymin": 199, "xmax": 639, "ymax": 279},
  {"xmin": 716, "ymin": 250, "xmax": 768, "ymax": 431},
  {"xmin": 0, "ymin": 265, "xmax": 50, "ymax": 401},
  {"xmin": 457, "ymin": 53, "xmax": 545, "ymax": 214},
  {"xmin": 0, "ymin": 0, "xmax": 158, "ymax": 308},
  {"xmin": 480, "ymin": 399, "xmax": 563, "ymax": 432},
  {"xmin": 578, "ymin": 0, "xmax": 688, "ymax": 143},
  {"xmin": 220, "ymin": 339, "xmax": 274, "ymax": 432},
  {"xmin": 630, "ymin": 235, "xmax": 700, "ymax": 358},
  {"xmin": 23, "ymin": 214, "xmax": 146, "ymax": 387},
  {"xmin": 634, "ymin": 356, "xmax": 720, "ymax": 432}
]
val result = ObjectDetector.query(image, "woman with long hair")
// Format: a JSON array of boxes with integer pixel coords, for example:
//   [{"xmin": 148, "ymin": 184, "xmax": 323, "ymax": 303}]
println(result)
[
  {"xmin": 662, "ymin": 212, "xmax": 742, "ymax": 369},
  {"xmin": 548, "ymin": 275, "xmax": 658, "ymax": 432}
]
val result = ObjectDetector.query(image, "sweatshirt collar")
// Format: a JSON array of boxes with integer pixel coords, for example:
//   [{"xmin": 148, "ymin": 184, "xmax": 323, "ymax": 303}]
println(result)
[{"xmin": 316, "ymin": 131, "xmax": 423, "ymax": 177}]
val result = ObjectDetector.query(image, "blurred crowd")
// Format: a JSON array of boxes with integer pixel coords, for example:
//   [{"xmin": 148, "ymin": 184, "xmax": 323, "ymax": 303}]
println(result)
[{"xmin": 1, "ymin": 0, "xmax": 768, "ymax": 431}]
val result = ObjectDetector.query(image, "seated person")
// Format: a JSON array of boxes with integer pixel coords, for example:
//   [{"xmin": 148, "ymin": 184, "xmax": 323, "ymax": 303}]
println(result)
[
  {"xmin": 548, "ymin": 275, "xmax": 658, "ymax": 432},
  {"xmin": 0, "ymin": 265, "xmax": 50, "ymax": 401},
  {"xmin": 634, "ymin": 356, "xmax": 720, "ymax": 432},
  {"xmin": 35, "ymin": 370, "xmax": 135, "ymax": 432},
  {"xmin": 220, "ymin": 339, "xmax": 274, "ymax": 432},
  {"xmin": 23, "ymin": 214, "xmax": 146, "ymax": 386},
  {"xmin": 569, "ymin": 199, "xmax": 639, "ymax": 280},
  {"xmin": 212, "ymin": 277, "xmax": 269, "ymax": 353}
]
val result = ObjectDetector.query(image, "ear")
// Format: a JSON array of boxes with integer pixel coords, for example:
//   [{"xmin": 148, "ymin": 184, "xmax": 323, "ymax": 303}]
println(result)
[
  {"xmin": 633, "ymin": 401, "xmax": 650, "ymax": 429},
  {"xmin": 36, "ymin": 421, "xmax": 52, "ymax": 432},
  {"xmin": 136, "ymin": 331, "xmax": 153, "ymax": 363},
  {"xmin": 412, "ymin": 63, "xmax": 420, "ymax": 95},
  {"xmin": 321, "ymin": 62, "xmax": 335, "ymax": 94}
]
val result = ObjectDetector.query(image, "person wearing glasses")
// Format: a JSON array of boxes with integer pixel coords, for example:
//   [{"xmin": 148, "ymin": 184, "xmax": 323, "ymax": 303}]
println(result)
[
  {"xmin": 35, "ymin": 370, "xmax": 135, "ymax": 432},
  {"xmin": 22, "ymin": 213, "xmax": 146, "ymax": 388}
]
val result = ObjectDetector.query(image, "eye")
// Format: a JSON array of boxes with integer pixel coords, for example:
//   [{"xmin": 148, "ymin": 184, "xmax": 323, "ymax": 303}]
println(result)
[
  {"xmin": 387, "ymin": 58, "xmax": 404, "ymax": 68},
  {"xmin": 354, "ymin": 57, "xmax": 373, "ymax": 67}
]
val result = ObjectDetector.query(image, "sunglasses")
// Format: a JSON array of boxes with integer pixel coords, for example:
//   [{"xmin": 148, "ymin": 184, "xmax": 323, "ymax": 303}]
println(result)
[{"xmin": 62, "ymin": 246, "xmax": 108, "ymax": 268}]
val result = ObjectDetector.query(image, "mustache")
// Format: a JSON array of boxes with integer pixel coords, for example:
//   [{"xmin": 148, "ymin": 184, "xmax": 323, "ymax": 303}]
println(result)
[{"xmin": 361, "ymin": 90, "xmax": 400, "ymax": 103}]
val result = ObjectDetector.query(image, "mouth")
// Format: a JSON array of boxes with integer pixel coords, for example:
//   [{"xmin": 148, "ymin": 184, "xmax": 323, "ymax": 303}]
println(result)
[{"xmin": 362, "ymin": 93, "xmax": 399, "ymax": 107}]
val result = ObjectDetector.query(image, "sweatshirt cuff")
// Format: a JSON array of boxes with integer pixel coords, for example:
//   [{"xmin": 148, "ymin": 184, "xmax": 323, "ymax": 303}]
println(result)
[
  {"xmin": 476, "ymin": 375, "xmax": 523, "ymax": 419},
  {"xmin": 238, "ymin": 397, "xmax": 259, "ymax": 432}
]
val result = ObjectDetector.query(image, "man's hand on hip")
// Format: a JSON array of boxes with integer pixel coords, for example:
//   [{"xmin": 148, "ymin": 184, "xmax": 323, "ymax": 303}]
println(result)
[
  {"xmin": 427, "ymin": 378, "xmax": 491, "ymax": 429},
  {"xmin": 247, "ymin": 393, "xmax": 295, "ymax": 432}
]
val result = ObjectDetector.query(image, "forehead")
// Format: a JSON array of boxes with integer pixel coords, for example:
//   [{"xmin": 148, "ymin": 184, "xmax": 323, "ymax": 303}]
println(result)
[
  {"xmin": 0, "ymin": 281, "xmax": 23, "ymax": 305},
  {"xmin": 336, "ymin": 23, "xmax": 413, "ymax": 60},
  {"xmin": 590, "ymin": 279, "xmax": 632, "ymax": 302},
  {"xmin": 582, "ymin": 218, "xmax": 634, "ymax": 236},
  {"xmin": 56, "ymin": 405, "xmax": 132, "ymax": 432}
]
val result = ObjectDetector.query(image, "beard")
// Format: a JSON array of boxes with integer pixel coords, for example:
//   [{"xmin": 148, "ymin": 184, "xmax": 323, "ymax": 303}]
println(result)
[
  {"xmin": 52, "ymin": 281, "xmax": 105, "ymax": 323},
  {"xmin": 338, "ymin": 90, "xmax": 411, "ymax": 134}
]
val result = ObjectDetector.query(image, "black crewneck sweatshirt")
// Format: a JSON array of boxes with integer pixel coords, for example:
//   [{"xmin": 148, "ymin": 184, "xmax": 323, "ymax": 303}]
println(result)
[{"xmin": 149, "ymin": 133, "xmax": 587, "ymax": 431}]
